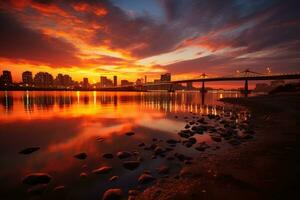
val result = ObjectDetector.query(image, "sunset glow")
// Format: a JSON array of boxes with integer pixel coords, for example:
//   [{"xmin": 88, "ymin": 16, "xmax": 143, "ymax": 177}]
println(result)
[{"xmin": 1, "ymin": 0, "xmax": 299, "ymax": 83}]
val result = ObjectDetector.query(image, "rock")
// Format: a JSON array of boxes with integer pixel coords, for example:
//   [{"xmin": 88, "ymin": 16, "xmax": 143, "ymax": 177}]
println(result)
[
  {"xmin": 166, "ymin": 156, "xmax": 175, "ymax": 161},
  {"xmin": 128, "ymin": 190, "xmax": 139, "ymax": 196},
  {"xmin": 156, "ymin": 166, "xmax": 170, "ymax": 174},
  {"xmin": 179, "ymin": 167, "xmax": 193, "ymax": 178},
  {"xmin": 102, "ymin": 188, "xmax": 123, "ymax": 200},
  {"xmin": 125, "ymin": 132, "xmax": 135, "ymax": 136},
  {"xmin": 184, "ymin": 124, "xmax": 190, "ymax": 129},
  {"xmin": 166, "ymin": 139, "xmax": 178, "ymax": 144},
  {"xmin": 138, "ymin": 142, "xmax": 145, "ymax": 147},
  {"xmin": 123, "ymin": 161, "xmax": 140, "ymax": 170},
  {"xmin": 27, "ymin": 184, "xmax": 48, "ymax": 195},
  {"xmin": 102, "ymin": 153, "xmax": 114, "ymax": 159},
  {"xmin": 22, "ymin": 173, "xmax": 52, "ymax": 185},
  {"xmin": 195, "ymin": 142, "xmax": 209, "ymax": 151},
  {"xmin": 154, "ymin": 146, "xmax": 164, "ymax": 155},
  {"xmin": 19, "ymin": 147, "xmax": 40, "ymax": 155},
  {"xmin": 74, "ymin": 152, "xmax": 87, "ymax": 160},
  {"xmin": 54, "ymin": 185, "xmax": 65, "ymax": 192},
  {"xmin": 228, "ymin": 139, "xmax": 241, "ymax": 146},
  {"xmin": 80, "ymin": 172, "xmax": 88, "ymax": 178},
  {"xmin": 188, "ymin": 137, "xmax": 197, "ymax": 144},
  {"xmin": 96, "ymin": 137, "xmax": 105, "ymax": 142},
  {"xmin": 211, "ymin": 135, "xmax": 222, "ymax": 142},
  {"xmin": 92, "ymin": 166, "xmax": 112, "ymax": 174},
  {"xmin": 144, "ymin": 143, "xmax": 157, "ymax": 151},
  {"xmin": 109, "ymin": 176, "xmax": 119, "ymax": 182},
  {"xmin": 117, "ymin": 151, "xmax": 132, "ymax": 159},
  {"xmin": 174, "ymin": 153, "xmax": 193, "ymax": 162},
  {"xmin": 138, "ymin": 174, "xmax": 156, "ymax": 184}
]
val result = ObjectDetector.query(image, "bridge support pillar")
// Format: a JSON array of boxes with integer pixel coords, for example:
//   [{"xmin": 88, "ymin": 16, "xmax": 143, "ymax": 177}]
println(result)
[
  {"xmin": 244, "ymin": 79, "xmax": 249, "ymax": 97},
  {"xmin": 201, "ymin": 81, "xmax": 205, "ymax": 93}
]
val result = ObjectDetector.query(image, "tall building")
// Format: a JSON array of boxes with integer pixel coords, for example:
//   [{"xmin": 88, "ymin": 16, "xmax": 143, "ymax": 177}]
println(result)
[
  {"xmin": 22, "ymin": 71, "xmax": 33, "ymax": 85},
  {"xmin": 55, "ymin": 74, "xmax": 73, "ymax": 87},
  {"xmin": 121, "ymin": 80, "xmax": 134, "ymax": 86},
  {"xmin": 113, "ymin": 76, "xmax": 117, "ymax": 87},
  {"xmin": 136, "ymin": 79, "xmax": 142, "ymax": 86},
  {"xmin": 34, "ymin": 72, "xmax": 53, "ymax": 87},
  {"xmin": 2, "ymin": 70, "xmax": 13, "ymax": 85},
  {"xmin": 83, "ymin": 78, "xmax": 89, "ymax": 88},
  {"xmin": 100, "ymin": 76, "xmax": 113, "ymax": 87},
  {"xmin": 144, "ymin": 75, "xmax": 147, "ymax": 84},
  {"xmin": 160, "ymin": 73, "xmax": 171, "ymax": 82}
]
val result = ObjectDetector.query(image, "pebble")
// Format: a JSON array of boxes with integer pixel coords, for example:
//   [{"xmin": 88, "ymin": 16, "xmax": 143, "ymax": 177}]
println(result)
[
  {"xmin": 22, "ymin": 173, "xmax": 52, "ymax": 185},
  {"xmin": 92, "ymin": 166, "xmax": 112, "ymax": 174},
  {"xmin": 102, "ymin": 188, "xmax": 123, "ymax": 200}
]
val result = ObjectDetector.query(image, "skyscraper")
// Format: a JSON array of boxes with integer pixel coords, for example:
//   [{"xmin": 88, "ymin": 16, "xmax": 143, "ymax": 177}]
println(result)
[
  {"xmin": 160, "ymin": 73, "xmax": 171, "ymax": 82},
  {"xmin": 34, "ymin": 72, "xmax": 53, "ymax": 87},
  {"xmin": 22, "ymin": 71, "xmax": 33, "ymax": 85},
  {"xmin": 2, "ymin": 70, "xmax": 12, "ymax": 85},
  {"xmin": 113, "ymin": 76, "xmax": 117, "ymax": 87},
  {"xmin": 83, "ymin": 77, "xmax": 89, "ymax": 88}
]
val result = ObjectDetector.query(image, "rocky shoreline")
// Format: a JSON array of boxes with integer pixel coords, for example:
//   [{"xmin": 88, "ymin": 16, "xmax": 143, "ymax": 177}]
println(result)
[{"xmin": 136, "ymin": 92, "xmax": 300, "ymax": 200}]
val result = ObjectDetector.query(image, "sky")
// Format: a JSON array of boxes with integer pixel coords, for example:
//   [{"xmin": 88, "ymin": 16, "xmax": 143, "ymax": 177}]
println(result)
[{"xmin": 0, "ymin": 0, "xmax": 300, "ymax": 84}]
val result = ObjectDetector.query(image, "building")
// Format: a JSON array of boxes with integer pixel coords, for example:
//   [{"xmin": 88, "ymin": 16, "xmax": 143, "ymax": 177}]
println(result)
[
  {"xmin": 121, "ymin": 80, "xmax": 134, "ymax": 86},
  {"xmin": 113, "ymin": 76, "xmax": 117, "ymax": 87},
  {"xmin": 54, "ymin": 74, "xmax": 73, "ymax": 87},
  {"xmin": 2, "ymin": 70, "xmax": 13, "ymax": 85},
  {"xmin": 144, "ymin": 75, "xmax": 147, "ymax": 84},
  {"xmin": 160, "ymin": 73, "xmax": 171, "ymax": 82},
  {"xmin": 34, "ymin": 72, "xmax": 53, "ymax": 87},
  {"xmin": 83, "ymin": 78, "xmax": 89, "ymax": 88},
  {"xmin": 136, "ymin": 78, "xmax": 143, "ymax": 86},
  {"xmin": 100, "ymin": 76, "xmax": 113, "ymax": 88},
  {"xmin": 22, "ymin": 71, "xmax": 33, "ymax": 85}
]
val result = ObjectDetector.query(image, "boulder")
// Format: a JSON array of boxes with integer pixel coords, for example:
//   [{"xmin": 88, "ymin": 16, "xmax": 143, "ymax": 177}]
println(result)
[
  {"xmin": 138, "ymin": 174, "xmax": 156, "ymax": 184},
  {"xmin": 92, "ymin": 166, "xmax": 112, "ymax": 174},
  {"xmin": 102, "ymin": 188, "xmax": 123, "ymax": 200},
  {"xmin": 125, "ymin": 132, "xmax": 135, "ymax": 136},
  {"xmin": 19, "ymin": 147, "xmax": 40, "ymax": 155},
  {"xmin": 74, "ymin": 152, "xmax": 87, "ymax": 160},
  {"xmin": 22, "ymin": 173, "xmax": 52, "ymax": 185},
  {"xmin": 123, "ymin": 161, "xmax": 140, "ymax": 170},
  {"xmin": 116, "ymin": 151, "xmax": 132, "ymax": 159}
]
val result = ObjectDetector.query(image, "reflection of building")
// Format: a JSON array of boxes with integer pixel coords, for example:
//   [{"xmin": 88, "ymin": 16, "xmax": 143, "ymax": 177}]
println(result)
[
  {"xmin": 113, "ymin": 76, "xmax": 117, "ymax": 87},
  {"xmin": 121, "ymin": 80, "xmax": 134, "ymax": 86},
  {"xmin": 2, "ymin": 70, "xmax": 13, "ymax": 85},
  {"xmin": 100, "ymin": 76, "xmax": 113, "ymax": 87},
  {"xmin": 34, "ymin": 72, "xmax": 53, "ymax": 87},
  {"xmin": 161, "ymin": 73, "xmax": 171, "ymax": 82},
  {"xmin": 22, "ymin": 71, "xmax": 33, "ymax": 85}
]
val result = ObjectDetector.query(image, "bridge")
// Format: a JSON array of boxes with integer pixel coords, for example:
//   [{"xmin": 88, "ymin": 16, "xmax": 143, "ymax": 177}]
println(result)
[{"xmin": 144, "ymin": 69, "xmax": 300, "ymax": 96}]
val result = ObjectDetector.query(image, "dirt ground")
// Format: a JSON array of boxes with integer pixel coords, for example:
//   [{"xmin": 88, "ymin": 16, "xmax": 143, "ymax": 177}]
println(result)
[{"xmin": 136, "ymin": 92, "xmax": 300, "ymax": 200}]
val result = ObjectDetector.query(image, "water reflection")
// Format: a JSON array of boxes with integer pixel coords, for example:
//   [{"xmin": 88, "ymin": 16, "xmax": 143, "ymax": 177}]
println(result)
[
  {"xmin": 0, "ymin": 91, "xmax": 244, "ymax": 118},
  {"xmin": 0, "ymin": 91, "xmax": 249, "ymax": 200}
]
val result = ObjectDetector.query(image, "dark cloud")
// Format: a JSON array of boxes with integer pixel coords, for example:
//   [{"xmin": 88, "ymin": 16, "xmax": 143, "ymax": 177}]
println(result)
[{"xmin": 0, "ymin": 10, "xmax": 80, "ymax": 66}]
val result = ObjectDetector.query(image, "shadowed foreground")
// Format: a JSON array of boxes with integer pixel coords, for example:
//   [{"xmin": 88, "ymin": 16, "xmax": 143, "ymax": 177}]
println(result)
[{"xmin": 137, "ymin": 92, "xmax": 300, "ymax": 200}]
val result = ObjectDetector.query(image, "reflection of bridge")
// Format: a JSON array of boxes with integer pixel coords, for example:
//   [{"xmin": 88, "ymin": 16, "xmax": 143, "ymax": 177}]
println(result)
[{"xmin": 144, "ymin": 70, "xmax": 300, "ymax": 96}]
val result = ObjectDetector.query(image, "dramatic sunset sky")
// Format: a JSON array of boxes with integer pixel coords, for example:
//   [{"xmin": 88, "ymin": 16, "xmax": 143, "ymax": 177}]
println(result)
[{"xmin": 0, "ymin": 0, "xmax": 299, "ymax": 83}]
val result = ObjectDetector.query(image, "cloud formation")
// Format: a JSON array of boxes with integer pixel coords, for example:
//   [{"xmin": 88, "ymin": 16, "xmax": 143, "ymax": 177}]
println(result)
[{"xmin": 0, "ymin": 0, "xmax": 299, "ymax": 81}]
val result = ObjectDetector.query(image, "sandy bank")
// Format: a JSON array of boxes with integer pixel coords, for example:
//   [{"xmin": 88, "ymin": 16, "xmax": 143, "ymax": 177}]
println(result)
[{"xmin": 136, "ymin": 92, "xmax": 300, "ymax": 200}]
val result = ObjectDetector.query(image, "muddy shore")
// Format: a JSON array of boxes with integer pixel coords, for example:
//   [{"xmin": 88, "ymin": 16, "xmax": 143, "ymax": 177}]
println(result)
[{"xmin": 136, "ymin": 92, "xmax": 300, "ymax": 200}]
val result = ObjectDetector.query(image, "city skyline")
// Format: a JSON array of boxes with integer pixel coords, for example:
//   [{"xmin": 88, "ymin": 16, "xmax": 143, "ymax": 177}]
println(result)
[{"xmin": 1, "ymin": 0, "xmax": 300, "ymax": 84}]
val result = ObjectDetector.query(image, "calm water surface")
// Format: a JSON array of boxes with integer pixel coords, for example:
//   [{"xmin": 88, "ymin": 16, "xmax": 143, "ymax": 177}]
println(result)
[{"xmin": 0, "ymin": 91, "xmax": 249, "ymax": 200}]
